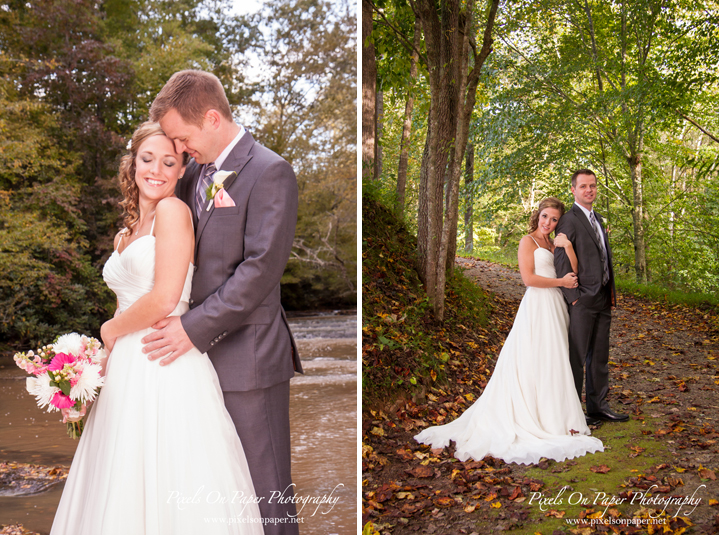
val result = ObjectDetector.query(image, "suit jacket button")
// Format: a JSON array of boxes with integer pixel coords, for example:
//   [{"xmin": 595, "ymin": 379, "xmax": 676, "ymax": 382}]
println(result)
[
  {"xmin": 210, "ymin": 341, "xmax": 215, "ymax": 346},
  {"xmin": 189, "ymin": 299, "xmax": 194, "ymax": 305},
  {"xmin": 222, "ymin": 331, "xmax": 227, "ymax": 336}
]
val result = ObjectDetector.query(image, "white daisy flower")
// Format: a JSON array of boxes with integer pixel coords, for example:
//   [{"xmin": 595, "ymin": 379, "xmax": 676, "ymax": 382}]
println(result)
[
  {"xmin": 26, "ymin": 374, "xmax": 60, "ymax": 411},
  {"xmin": 89, "ymin": 347, "xmax": 107, "ymax": 365},
  {"xmin": 53, "ymin": 333, "xmax": 84, "ymax": 356},
  {"xmin": 70, "ymin": 364, "xmax": 104, "ymax": 402}
]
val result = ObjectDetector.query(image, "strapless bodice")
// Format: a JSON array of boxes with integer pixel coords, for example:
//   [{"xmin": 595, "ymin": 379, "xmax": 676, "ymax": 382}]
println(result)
[
  {"xmin": 534, "ymin": 247, "xmax": 557, "ymax": 279},
  {"xmin": 102, "ymin": 235, "xmax": 193, "ymax": 316}
]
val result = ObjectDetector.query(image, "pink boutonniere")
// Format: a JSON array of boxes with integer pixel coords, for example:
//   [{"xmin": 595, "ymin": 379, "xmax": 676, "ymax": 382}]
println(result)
[
  {"xmin": 205, "ymin": 170, "xmax": 236, "ymax": 211},
  {"xmin": 214, "ymin": 188, "xmax": 236, "ymax": 208}
]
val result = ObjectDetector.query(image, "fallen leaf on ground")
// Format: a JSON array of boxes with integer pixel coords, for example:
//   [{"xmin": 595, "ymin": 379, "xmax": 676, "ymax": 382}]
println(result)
[
  {"xmin": 545, "ymin": 509, "xmax": 565, "ymax": 518},
  {"xmin": 590, "ymin": 465, "xmax": 611, "ymax": 474},
  {"xmin": 406, "ymin": 465, "xmax": 434, "ymax": 478}
]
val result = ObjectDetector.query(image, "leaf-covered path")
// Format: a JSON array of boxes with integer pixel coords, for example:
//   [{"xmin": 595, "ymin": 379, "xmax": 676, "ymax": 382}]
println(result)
[{"xmin": 363, "ymin": 259, "xmax": 719, "ymax": 534}]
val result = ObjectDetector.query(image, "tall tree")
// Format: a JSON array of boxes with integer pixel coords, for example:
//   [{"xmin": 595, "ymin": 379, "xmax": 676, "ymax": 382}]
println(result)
[
  {"xmin": 395, "ymin": 17, "xmax": 421, "ymax": 215},
  {"xmin": 464, "ymin": 144, "xmax": 474, "ymax": 252},
  {"xmin": 412, "ymin": 0, "xmax": 499, "ymax": 320},
  {"xmin": 363, "ymin": 0, "xmax": 377, "ymax": 179}
]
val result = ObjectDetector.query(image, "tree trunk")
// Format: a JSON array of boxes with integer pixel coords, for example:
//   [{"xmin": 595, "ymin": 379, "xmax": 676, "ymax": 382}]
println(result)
[
  {"xmin": 420, "ymin": 0, "xmax": 498, "ymax": 321},
  {"xmin": 413, "ymin": 0, "xmax": 499, "ymax": 320},
  {"xmin": 416, "ymin": 123, "xmax": 441, "ymax": 287},
  {"xmin": 374, "ymin": 89, "xmax": 383, "ymax": 179},
  {"xmin": 629, "ymin": 153, "xmax": 647, "ymax": 283},
  {"xmin": 395, "ymin": 17, "xmax": 420, "ymax": 216},
  {"xmin": 361, "ymin": 0, "xmax": 376, "ymax": 180},
  {"xmin": 464, "ymin": 144, "xmax": 474, "ymax": 252},
  {"xmin": 414, "ymin": 0, "xmax": 456, "ymax": 313}
]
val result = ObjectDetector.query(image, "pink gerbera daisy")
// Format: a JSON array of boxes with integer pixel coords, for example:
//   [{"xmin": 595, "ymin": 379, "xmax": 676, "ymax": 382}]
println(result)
[
  {"xmin": 48, "ymin": 353, "xmax": 77, "ymax": 372},
  {"xmin": 51, "ymin": 392, "xmax": 75, "ymax": 409}
]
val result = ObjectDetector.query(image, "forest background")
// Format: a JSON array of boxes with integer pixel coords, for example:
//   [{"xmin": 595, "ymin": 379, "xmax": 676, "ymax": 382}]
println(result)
[
  {"xmin": 364, "ymin": 0, "xmax": 719, "ymax": 319},
  {"xmin": 0, "ymin": 0, "xmax": 357, "ymax": 349}
]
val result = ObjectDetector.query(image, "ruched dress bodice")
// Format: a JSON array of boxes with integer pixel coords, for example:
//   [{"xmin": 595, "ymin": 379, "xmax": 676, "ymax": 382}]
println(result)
[
  {"xmin": 103, "ymin": 235, "xmax": 192, "ymax": 316},
  {"xmin": 533, "ymin": 246, "xmax": 557, "ymax": 278}
]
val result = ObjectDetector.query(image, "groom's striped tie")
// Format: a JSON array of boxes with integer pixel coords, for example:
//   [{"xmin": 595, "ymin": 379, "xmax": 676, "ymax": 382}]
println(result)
[
  {"xmin": 590, "ymin": 211, "xmax": 610, "ymax": 285},
  {"xmin": 195, "ymin": 162, "xmax": 217, "ymax": 217}
]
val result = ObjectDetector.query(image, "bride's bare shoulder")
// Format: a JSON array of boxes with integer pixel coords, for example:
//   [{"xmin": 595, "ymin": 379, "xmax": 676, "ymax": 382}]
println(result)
[
  {"xmin": 154, "ymin": 197, "xmax": 193, "ymax": 235},
  {"xmin": 155, "ymin": 197, "xmax": 191, "ymax": 220}
]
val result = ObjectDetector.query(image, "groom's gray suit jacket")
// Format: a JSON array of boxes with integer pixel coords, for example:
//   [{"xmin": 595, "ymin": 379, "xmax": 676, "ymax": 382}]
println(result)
[
  {"xmin": 555, "ymin": 203, "xmax": 615, "ymax": 309},
  {"xmin": 176, "ymin": 131, "xmax": 302, "ymax": 392}
]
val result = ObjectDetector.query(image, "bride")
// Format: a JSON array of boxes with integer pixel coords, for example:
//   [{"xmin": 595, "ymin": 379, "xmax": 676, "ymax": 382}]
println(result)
[
  {"xmin": 50, "ymin": 122, "xmax": 263, "ymax": 534},
  {"xmin": 415, "ymin": 197, "xmax": 603, "ymax": 465}
]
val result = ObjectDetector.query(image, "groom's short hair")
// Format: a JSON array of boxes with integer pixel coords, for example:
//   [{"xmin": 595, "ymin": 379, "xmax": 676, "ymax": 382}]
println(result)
[
  {"xmin": 150, "ymin": 70, "xmax": 233, "ymax": 127},
  {"xmin": 571, "ymin": 169, "xmax": 596, "ymax": 187}
]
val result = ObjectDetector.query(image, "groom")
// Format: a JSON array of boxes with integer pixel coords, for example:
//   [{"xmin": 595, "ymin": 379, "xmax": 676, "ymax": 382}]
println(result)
[
  {"xmin": 554, "ymin": 169, "xmax": 628, "ymax": 426},
  {"xmin": 143, "ymin": 70, "xmax": 303, "ymax": 533}
]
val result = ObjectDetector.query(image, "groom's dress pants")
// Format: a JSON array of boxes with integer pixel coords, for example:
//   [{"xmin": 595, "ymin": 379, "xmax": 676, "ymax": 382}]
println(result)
[
  {"xmin": 567, "ymin": 285, "xmax": 612, "ymax": 414},
  {"xmin": 223, "ymin": 381, "xmax": 299, "ymax": 535}
]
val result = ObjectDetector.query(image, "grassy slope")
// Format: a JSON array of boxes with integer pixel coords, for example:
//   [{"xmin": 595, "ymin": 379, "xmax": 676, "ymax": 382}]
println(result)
[{"xmin": 362, "ymin": 194, "xmax": 500, "ymax": 408}]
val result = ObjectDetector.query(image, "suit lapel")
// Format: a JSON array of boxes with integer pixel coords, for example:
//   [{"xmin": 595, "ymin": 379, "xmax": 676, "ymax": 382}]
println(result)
[
  {"xmin": 194, "ymin": 132, "xmax": 256, "ymax": 255},
  {"xmin": 594, "ymin": 212, "xmax": 611, "ymax": 257},
  {"xmin": 572, "ymin": 203, "xmax": 602, "ymax": 250},
  {"xmin": 175, "ymin": 160, "xmax": 202, "ymax": 228},
  {"xmin": 189, "ymin": 164, "xmax": 202, "ymax": 229}
]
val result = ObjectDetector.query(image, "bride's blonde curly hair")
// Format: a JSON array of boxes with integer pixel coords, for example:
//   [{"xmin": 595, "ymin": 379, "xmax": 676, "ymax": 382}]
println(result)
[
  {"xmin": 528, "ymin": 197, "xmax": 565, "ymax": 232},
  {"xmin": 117, "ymin": 122, "xmax": 188, "ymax": 232}
]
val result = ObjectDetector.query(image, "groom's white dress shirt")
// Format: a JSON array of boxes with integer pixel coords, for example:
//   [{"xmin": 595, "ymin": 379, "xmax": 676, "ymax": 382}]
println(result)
[{"xmin": 196, "ymin": 124, "xmax": 246, "ymax": 200}]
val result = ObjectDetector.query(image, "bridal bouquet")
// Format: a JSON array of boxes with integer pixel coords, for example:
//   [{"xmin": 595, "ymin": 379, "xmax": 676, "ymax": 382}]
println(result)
[{"xmin": 14, "ymin": 333, "xmax": 106, "ymax": 439}]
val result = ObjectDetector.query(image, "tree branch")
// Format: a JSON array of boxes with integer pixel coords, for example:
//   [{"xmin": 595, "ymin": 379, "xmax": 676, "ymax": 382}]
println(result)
[
  {"xmin": 675, "ymin": 110, "xmax": 719, "ymax": 144},
  {"xmin": 368, "ymin": 0, "xmax": 427, "ymax": 65}
]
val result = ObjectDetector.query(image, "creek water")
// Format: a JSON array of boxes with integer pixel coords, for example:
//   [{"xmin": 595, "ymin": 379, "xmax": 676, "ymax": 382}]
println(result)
[{"xmin": 0, "ymin": 311, "xmax": 357, "ymax": 534}]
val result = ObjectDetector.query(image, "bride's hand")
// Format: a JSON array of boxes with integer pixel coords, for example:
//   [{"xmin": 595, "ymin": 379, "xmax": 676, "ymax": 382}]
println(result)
[
  {"xmin": 61, "ymin": 404, "xmax": 87, "ymax": 423},
  {"xmin": 100, "ymin": 322, "xmax": 116, "ymax": 355},
  {"xmin": 554, "ymin": 233, "xmax": 571, "ymax": 249},
  {"xmin": 560, "ymin": 272, "xmax": 578, "ymax": 288}
]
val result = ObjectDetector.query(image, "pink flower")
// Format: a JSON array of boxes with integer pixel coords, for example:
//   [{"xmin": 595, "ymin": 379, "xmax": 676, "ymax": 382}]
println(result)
[
  {"xmin": 214, "ymin": 188, "xmax": 236, "ymax": 208},
  {"xmin": 61, "ymin": 404, "xmax": 86, "ymax": 423},
  {"xmin": 31, "ymin": 365, "xmax": 48, "ymax": 376},
  {"xmin": 51, "ymin": 392, "xmax": 75, "ymax": 409},
  {"xmin": 48, "ymin": 352, "xmax": 77, "ymax": 371}
]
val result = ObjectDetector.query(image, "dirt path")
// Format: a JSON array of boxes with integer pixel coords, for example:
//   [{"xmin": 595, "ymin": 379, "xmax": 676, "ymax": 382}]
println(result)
[
  {"xmin": 363, "ymin": 258, "xmax": 719, "ymax": 534},
  {"xmin": 456, "ymin": 257, "xmax": 527, "ymax": 301}
]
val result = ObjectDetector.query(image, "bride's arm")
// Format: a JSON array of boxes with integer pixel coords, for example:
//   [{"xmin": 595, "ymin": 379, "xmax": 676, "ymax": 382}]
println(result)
[
  {"xmin": 554, "ymin": 233, "xmax": 578, "ymax": 273},
  {"xmin": 100, "ymin": 197, "xmax": 194, "ymax": 348},
  {"xmin": 518, "ymin": 236, "xmax": 577, "ymax": 289}
]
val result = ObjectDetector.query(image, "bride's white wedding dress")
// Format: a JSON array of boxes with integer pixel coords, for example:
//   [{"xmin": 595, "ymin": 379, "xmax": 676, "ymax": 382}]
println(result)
[
  {"xmin": 415, "ymin": 243, "xmax": 603, "ymax": 465},
  {"xmin": 50, "ymin": 222, "xmax": 263, "ymax": 535}
]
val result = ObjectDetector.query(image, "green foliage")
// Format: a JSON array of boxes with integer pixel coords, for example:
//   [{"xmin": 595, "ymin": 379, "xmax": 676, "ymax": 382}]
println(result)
[
  {"xmin": 0, "ymin": 200, "xmax": 114, "ymax": 348},
  {"xmin": 458, "ymin": 0, "xmax": 719, "ymax": 295},
  {"xmin": 615, "ymin": 277, "xmax": 719, "ymax": 312}
]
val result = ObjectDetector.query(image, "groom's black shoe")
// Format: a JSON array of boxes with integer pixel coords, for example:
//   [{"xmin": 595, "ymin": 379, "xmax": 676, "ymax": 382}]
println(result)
[
  {"xmin": 588, "ymin": 408, "xmax": 629, "ymax": 422},
  {"xmin": 585, "ymin": 415, "xmax": 601, "ymax": 426}
]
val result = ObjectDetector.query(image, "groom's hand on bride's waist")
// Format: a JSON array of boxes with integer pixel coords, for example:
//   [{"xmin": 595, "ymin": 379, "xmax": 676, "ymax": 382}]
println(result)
[{"xmin": 142, "ymin": 316, "xmax": 196, "ymax": 366}]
